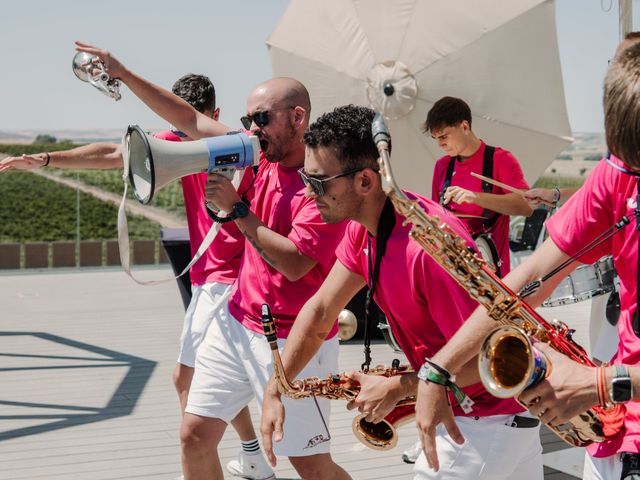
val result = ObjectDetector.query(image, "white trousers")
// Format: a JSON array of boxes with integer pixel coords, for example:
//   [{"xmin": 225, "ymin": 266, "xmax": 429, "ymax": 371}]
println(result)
[{"xmin": 413, "ymin": 414, "xmax": 543, "ymax": 479}]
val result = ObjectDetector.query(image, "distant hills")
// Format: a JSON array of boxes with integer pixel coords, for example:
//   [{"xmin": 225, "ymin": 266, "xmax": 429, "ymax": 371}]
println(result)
[{"xmin": 0, "ymin": 128, "xmax": 161, "ymax": 144}]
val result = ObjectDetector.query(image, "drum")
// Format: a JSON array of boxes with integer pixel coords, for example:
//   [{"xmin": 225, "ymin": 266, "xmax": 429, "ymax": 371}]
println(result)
[
  {"xmin": 541, "ymin": 256, "xmax": 616, "ymax": 307},
  {"xmin": 473, "ymin": 233, "xmax": 502, "ymax": 276},
  {"xmin": 377, "ymin": 316, "xmax": 403, "ymax": 353}
]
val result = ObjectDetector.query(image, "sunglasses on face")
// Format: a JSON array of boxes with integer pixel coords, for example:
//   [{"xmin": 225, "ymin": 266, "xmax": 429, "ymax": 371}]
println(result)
[
  {"xmin": 297, "ymin": 167, "xmax": 366, "ymax": 196},
  {"xmin": 240, "ymin": 106, "xmax": 295, "ymax": 130}
]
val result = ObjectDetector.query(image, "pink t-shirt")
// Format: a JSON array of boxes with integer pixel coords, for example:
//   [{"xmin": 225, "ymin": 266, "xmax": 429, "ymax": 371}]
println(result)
[
  {"xmin": 154, "ymin": 130, "xmax": 252, "ymax": 286},
  {"xmin": 336, "ymin": 193, "xmax": 522, "ymax": 417},
  {"xmin": 227, "ymin": 157, "xmax": 347, "ymax": 339},
  {"xmin": 431, "ymin": 142, "xmax": 529, "ymax": 276},
  {"xmin": 547, "ymin": 155, "xmax": 639, "ymax": 457}
]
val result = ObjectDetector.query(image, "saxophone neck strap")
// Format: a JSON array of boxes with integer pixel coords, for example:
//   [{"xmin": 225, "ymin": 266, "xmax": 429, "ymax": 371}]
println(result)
[{"xmin": 362, "ymin": 196, "xmax": 396, "ymax": 372}]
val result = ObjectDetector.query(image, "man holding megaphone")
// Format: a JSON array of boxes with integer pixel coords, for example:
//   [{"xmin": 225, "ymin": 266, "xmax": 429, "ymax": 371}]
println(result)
[
  {"xmin": 73, "ymin": 42, "xmax": 350, "ymax": 480},
  {"xmin": 0, "ymin": 73, "xmax": 275, "ymax": 480}
]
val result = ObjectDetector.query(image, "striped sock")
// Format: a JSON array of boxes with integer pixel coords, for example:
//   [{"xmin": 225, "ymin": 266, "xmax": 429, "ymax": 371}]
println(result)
[{"xmin": 241, "ymin": 438, "xmax": 261, "ymax": 456}]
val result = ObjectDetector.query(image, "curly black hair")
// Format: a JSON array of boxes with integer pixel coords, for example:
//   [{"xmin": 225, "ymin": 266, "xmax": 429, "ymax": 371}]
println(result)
[
  {"xmin": 171, "ymin": 74, "xmax": 216, "ymax": 114},
  {"xmin": 303, "ymin": 105, "xmax": 379, "ymax": 171}
]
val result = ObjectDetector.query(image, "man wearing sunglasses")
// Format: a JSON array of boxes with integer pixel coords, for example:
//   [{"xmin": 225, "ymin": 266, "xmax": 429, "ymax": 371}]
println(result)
[
  {"xmin": 73, "ymin": 42, "xmax": 350, "ymax": 480},
  {"xmin": 261, "ymin": 105, "xmax": 543, "ymax": 480}
]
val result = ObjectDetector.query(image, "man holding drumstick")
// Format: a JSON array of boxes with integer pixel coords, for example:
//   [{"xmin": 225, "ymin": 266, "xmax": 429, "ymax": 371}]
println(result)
[{"xmin": 425, "ymin": 96, "xmax": 532, "ymax": 278}]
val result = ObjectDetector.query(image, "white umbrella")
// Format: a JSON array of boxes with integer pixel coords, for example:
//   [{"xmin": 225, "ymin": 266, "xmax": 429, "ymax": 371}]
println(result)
[{"xmin": 267, "ymin": 0, "xmax": 572, "ymax": 195}]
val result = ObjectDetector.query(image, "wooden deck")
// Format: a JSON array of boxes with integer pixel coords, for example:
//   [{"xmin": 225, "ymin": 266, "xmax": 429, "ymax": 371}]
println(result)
[{"xmin": 0, "ymin": 267, "xmax": 592, "ymax": 479}]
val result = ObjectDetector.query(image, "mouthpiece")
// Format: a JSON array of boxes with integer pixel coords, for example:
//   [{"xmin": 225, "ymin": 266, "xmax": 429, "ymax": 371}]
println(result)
[{"xmin": 261, "ymin": 304, "xmax": 278, "ymax": 344}]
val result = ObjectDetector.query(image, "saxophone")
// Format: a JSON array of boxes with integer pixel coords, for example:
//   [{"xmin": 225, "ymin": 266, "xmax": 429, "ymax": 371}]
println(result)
[
  {"xmin": 370, "ymin": 113, "xmax": 624, "ymax": 447},
  {"xmin": 261, "ymin": 304, "xmax": 415, "ymax": 450}
]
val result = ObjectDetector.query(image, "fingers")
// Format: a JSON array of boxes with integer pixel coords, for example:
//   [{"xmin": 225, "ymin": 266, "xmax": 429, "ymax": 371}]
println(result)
[
  {"xmin": 261, "ymin": 426, "xmax": 276, "ymax": 468},
  {"xmin": 260, "ymin": 417, "xmax": 283, "ymax": 468},
  {"xmin": 442, "ymin": 412, "xmax": 464, "ymax": 445},
  {"xmin": 421, "ymin": 426, "xmax": 440, "ymax": 472}
]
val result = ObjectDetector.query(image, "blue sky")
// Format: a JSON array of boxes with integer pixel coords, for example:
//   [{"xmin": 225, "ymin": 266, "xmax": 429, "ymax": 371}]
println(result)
[{"xmin": 0, "ymin": 0, "xmax": 633, "ymax": 133}]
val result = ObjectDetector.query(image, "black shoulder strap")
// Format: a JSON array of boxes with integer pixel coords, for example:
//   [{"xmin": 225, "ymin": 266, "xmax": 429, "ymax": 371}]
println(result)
[
  {"xmin": 440, "ymin": 157, "xmax": 457, "ymax": 205},
  {"xmin": 481, "ymin": 145, "xmax": 501, "ymax": 230},
  {"xmin": 481, "ymin": 145, "xmax": 495, "ymax": 193},
  {"xmin": 362, "ymin": 197, "xmax": 396, "ymax": 372}
]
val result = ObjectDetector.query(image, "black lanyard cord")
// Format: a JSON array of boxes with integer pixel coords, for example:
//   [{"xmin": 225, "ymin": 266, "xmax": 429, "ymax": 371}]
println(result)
[{"xmin": 362, "ymin": 197, "xmax": 396, "ymax": 372}]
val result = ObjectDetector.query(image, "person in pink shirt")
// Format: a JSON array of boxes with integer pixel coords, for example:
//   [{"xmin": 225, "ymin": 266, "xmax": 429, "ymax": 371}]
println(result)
[
  {"xmin": 426, "ymin": 97, "xmax": 532, "ymax": 277},
  {"xmin": 0, "ymin": 74, "xmax": 274, "ymax": 480},
  {"xmin": 260, "ymin": 105, "xmax": 543, "ymax": 480},
  {"xmin": 414, "ymin": 44, "xmax": 640, "ymax": 480},
  {"xmin": 73, "ymin": 42, "xmax": 351, "ymax": 480}
]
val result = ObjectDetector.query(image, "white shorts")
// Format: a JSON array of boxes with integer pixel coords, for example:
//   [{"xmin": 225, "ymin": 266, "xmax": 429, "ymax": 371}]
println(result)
[
  {"xmin": 583, "ymin": 452, "xmax": 622, "ymax": 479},
  {"xmin": 186, "ymin": 300, "xmax": 339, "ymax": 457},
  {"xmin": 177, "ymin": 281, "xmax": 233, "ymax": 368},
  {"xmin": 413, "ymin": 414, "xmax": 543, "ymax": 479}
]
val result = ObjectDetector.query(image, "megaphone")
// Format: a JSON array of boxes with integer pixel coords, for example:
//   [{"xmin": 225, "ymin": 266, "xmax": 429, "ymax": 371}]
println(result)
[
  {"xmin": 124, "ymin": 125, "xmax": 260, "ymax": 204},
  {"xmin": 72, "ymin": 51, "xmax": 122, "ymax": 101}
]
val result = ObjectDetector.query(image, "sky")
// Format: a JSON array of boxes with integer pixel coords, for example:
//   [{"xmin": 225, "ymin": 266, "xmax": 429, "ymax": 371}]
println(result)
[{"xmin": 0, "ymin": 0, "xmax": 634, "ymax": 134}]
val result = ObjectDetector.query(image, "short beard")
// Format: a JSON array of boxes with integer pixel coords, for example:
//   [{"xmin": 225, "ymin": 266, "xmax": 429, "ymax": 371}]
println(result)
[{"xmin": 265, "ymin": 120, "xmax": 297, "ymax": 163}]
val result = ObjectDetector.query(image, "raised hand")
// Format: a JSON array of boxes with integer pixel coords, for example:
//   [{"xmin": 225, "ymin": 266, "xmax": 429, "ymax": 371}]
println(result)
[{"xmin": 74, "ymin": 41, "xmax": 127, "ymax": 80}]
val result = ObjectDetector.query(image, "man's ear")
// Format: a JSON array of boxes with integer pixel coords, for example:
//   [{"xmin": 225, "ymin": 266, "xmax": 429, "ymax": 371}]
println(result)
[
  {"xmin": 292, "ymin": 106, "xmax": 306, "ymax": 129},
  {"xmin": 212, "ymin": 108, "xmax": 220, "ymax": 121},
  {"xmin": 357, "ymin": 168, "xmax": 378, "ymax": 194}
]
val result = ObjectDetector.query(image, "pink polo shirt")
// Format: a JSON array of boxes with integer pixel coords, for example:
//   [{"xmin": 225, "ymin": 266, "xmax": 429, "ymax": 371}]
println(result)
[
  {"xmin": 336, "ymin": 193, "xmax": 522, "ymax": 417},
  {"xmin": 431, "ymin": 142, "xmax": 529, "ymax": 276},
  {"xmin": 154, "ymin": 130, "xmax": 253, "ymax": 286},
  {"xmin": 547, "ymin": 155, "xmax": 639, "ymax": 457},
  {"xmin": 227, "ymin": 157, "xmax": 347, "ymax": 339}
]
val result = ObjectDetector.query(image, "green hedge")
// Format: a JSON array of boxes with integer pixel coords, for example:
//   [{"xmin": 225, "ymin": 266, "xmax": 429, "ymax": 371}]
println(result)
[
  {"xmin": 0, "ymin": 142, "xmax": 76, "ymax": 156},
  {"xmin": 0, "ymin": 171, "xmax": 159, "ymax": 242}
]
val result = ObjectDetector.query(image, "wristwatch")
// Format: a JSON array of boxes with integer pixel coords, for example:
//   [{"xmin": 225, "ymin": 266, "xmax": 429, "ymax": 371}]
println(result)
[
  {"xmin": 229, "ymin": 201, "xmax": 250, "ymax": 220},
  {"xmin": 610, "ymin": 365, "xmax": 633, "ymax": 404}
]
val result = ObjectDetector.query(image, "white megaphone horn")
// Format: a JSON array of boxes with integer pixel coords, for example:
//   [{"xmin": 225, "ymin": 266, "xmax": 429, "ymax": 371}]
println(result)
[{"xmin": 123, "ymin": 126, "xmax": 260, "ymax": 204}]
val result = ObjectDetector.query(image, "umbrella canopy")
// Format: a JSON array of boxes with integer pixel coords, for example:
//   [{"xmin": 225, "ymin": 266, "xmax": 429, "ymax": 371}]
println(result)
[{"xmin": 267, "ymin": 0, "xmax": 572, "ymax": 196}]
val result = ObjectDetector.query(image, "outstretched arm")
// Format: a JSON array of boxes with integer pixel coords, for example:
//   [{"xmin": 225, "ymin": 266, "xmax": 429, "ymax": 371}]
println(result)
[
  {"xmin": 74, "ymin": 41, "xmax": 231, "ymax": 139},
  {"xmin": 0, "ymin": 142, "xmax": 122, "ymax": 172}
]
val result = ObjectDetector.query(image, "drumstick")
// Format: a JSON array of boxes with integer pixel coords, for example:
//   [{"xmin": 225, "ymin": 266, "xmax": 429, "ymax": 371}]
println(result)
[
  {"xmin": 469, "ymin": 172, "xmax": 555, "ymax": 207},
  {"xmin": 454, "ymin": 213, "xmax": 488, "ymax": 220}
]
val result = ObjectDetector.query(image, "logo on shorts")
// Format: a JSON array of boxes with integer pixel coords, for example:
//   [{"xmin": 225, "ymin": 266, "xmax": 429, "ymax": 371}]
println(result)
[
  {"xmin": 304, "ymin": 434, "xmax": 329, "ymax": 449},
  {"xmin": 628, "ymin": 197, "xmax": 637, "ymax": 209}
]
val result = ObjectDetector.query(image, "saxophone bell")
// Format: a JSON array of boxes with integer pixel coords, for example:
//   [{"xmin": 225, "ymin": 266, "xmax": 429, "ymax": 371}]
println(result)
[
  {"xmin": 353, "ymin": 404, "xmax": 416, "ymax": 450},
  {"xmin": 479, "ymin": 326, "xmax": 549, "ymax": 398}
]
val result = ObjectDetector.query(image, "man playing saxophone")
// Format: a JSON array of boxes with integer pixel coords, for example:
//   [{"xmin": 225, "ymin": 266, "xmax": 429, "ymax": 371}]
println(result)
[
  {"xmin": 261, "ymin": 105, "xmax": 543, "ymax": 479},
  {"xmin": 415, "ymin": 43, "xmax": 640, "ymax": 480}
]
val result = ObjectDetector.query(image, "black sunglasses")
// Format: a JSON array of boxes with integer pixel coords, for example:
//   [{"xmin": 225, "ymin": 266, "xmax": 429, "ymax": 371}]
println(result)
[
  {"xmin": 240, "ymin": 106, "xmax": 294, "ymax": 130},
  {"xmin": 298, "ymin": 167, "xmax": 366, "ymax": 196}
]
